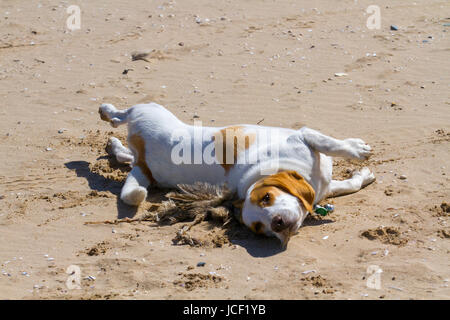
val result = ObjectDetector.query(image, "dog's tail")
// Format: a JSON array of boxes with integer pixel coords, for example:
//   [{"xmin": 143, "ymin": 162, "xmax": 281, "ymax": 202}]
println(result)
[{"xmin": 98, "ymin": 103, "xmax": 130, "ymax": 128}]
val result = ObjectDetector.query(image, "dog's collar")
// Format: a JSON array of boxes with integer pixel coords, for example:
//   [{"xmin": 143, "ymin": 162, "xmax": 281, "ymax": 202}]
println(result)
[{"xmin": 313, "ymin": 204, "xmax": 334, "ymax": 216}]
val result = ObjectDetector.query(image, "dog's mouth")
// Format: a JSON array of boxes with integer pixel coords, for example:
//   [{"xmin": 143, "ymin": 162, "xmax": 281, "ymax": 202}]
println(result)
[
  {"xmin": 274, "ymin": 222, "xmax": 300, "ymax": 248},
  {"xmin": 279, "ymin": 230, "xmax": 291, "ymax": 248}
]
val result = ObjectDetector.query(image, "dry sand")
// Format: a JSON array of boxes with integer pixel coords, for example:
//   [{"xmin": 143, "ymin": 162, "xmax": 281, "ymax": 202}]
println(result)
[{"xmin": 0, "ymin": 0, "xmax": 449, "ymax": 300}]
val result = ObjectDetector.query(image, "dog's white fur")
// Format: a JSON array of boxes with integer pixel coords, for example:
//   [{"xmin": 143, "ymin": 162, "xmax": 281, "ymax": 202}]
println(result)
[{"xmin": 99, "ymin": 102, "xmax": 375, "ymax": 246}]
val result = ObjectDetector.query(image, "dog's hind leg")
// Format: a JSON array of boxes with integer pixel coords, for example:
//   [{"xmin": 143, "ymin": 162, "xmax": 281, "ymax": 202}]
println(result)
[
  {"xmin": 327, "ymin": 167, "xmax": 375, "ymax": 198},
  {"xmin": 106, "ymin": 137, "xmax": 134, "ymax": 163},
  {"xmin": 299, "ymin": 127, "xmax": 372, "ymax": 160},
  {"xmin": 98, "ymin": 103, "xmax": 130, "ymax": 128},
  {"xmin": 120, "ymin": 133, "xmax": 156, "ymax": 206},
  {"xmin": 120, "ymin": 166, "xmax": 149, "ymax": 206}
]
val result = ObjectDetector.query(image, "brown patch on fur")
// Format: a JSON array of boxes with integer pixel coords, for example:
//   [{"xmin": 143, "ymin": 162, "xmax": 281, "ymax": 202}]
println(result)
[
  {"xmin": 232, "ymin": 199, "xmax": 244, "ymax": 209},
  {"xmin": 128, "ymin": 134, "xmax": 157, "ymax": 185},
  {"xmin": 251, "ymin": 171, "xmax": 315, "ymax": 212},
  {"xmin": 250, "ymin": 186, "xmax": 282, "ymax": 207},
  {"xmin": 250, "ymin": 221, "xmax": 265, "ymax": 234},
  {"xmin": 232, "ymin": 199, "xmax": 244, "ymax": 223},
  {"xmin": 213, "ymin": 126, "xmax": 256, "ymax": 174}
]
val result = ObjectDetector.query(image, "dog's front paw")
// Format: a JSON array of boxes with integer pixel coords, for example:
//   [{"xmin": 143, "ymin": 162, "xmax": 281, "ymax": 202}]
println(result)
[{"xmin": 344, "ymin": 138, "xmax": 372, "ymax": 160}]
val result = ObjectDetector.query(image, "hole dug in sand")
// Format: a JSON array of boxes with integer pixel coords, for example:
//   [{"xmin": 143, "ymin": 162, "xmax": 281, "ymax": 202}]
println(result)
[
  {"xmin": 360, "ymin": 226, "xmax": 408, "ymax": 246},
  {"xmin": 147, "ymin": 182, "xmax": 252, "ymax": 248},
  {"xmin": 80, "ymin": 143, "xmax": 254, "ymax": 248},
  {"xmin": 85, "ymin": 241, "xmax": 111, "ymax": 256},
  {"xmin": 430, "ymin": 202, "xmax": 450, "ymax": 217},
  {"xmin": 173, "ymin": 272, "xmax": 224, "ymax": 291},
  {"xmin": 300, "ymin": 275, "xmax": 335, "ymax": 295}
]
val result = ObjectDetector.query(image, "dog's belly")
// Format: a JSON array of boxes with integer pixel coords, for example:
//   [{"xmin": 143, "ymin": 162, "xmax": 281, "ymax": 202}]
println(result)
[{"xmin": 138, "ymin": 125, "xmax": 239, "ymax": 189}]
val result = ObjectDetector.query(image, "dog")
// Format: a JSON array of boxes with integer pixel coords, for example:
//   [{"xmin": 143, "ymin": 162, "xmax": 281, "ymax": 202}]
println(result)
[{"xmin": 99, "ymin": 102, "xmax": 375, "ymax": 246}]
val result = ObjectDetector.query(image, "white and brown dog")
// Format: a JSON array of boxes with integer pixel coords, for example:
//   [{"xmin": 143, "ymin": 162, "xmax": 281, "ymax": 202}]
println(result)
[{"xmin": 99, "ymin": 102, "xmax": 375, "ymax": 246}]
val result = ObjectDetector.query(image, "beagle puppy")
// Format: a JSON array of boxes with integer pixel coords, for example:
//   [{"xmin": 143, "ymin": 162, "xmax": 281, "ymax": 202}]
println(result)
[{"xmin": 99, "ymin": 102, "xmax": 375, "ymax": 246}]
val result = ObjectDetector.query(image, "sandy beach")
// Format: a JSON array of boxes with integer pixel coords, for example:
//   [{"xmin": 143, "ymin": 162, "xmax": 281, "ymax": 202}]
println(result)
[{"xmin": 0, "ymin": 0, "xmax": 449, "ymax": 299}]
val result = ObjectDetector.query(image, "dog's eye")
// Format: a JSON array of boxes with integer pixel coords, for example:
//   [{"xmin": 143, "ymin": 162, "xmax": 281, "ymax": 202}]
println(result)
[{"xmin": 262, "ymin": 193, "xmax": 270, "ymax": 203}]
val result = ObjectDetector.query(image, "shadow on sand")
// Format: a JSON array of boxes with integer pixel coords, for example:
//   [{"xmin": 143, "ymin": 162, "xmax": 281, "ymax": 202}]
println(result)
[
  {"xmin": 65, "ymin": 160, "xmax": 138, "ymax": 219},
  {"xmin": 65, "ymin": 159, "xmax": 334, "ymax": 257}
]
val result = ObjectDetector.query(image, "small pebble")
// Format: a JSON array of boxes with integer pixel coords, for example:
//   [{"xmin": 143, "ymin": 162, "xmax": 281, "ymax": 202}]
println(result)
[
  {"xmin": 390, "ymin": 25, "xmax": 399, "ymax": 31},
  {"xmin": 399, "ymin": 175, "xmax": 407, "ymax": 180},
  {"xmin": 196, "ymin": 262, "xmax": 206, "ymax": 267}
]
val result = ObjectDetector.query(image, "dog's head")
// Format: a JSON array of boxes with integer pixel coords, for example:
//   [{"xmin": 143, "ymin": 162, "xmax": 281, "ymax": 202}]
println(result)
[{"xmin": 236, "ymin": 170, "xmax": 315, "ymax": 247}]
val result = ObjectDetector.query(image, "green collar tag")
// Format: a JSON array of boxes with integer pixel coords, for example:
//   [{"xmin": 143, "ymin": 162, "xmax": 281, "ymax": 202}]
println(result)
[{"xmin": 314, "ymin": 204, "xmax": 334, "ymax": 216}]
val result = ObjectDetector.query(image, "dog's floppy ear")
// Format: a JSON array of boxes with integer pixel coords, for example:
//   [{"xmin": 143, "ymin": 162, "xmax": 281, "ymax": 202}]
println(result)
[{"xmin": 259, "ymin": 170, "xmax": 315, "ymax": 212}]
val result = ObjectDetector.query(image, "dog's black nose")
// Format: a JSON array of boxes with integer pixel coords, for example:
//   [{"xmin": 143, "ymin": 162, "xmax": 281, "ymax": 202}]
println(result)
[{"xmin": 271, "ymin": 215, "xmax": 289, "ymax": 233}]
